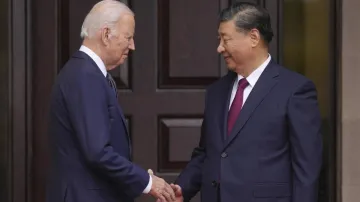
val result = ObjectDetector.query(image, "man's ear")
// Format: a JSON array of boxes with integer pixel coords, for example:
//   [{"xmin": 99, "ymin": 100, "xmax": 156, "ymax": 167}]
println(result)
[
  {"xmin": 249, "ymin": 28, "xmax": 261, "ymax": 47},
  {"xmin": 101, "ymin": 27, "xmax": 111, "ymax": 46}
]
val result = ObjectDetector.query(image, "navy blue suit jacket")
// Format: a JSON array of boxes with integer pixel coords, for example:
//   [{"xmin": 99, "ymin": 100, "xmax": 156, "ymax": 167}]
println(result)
[
  {"xmin": 46, "ymin": 51, "xmax": 149, "ymax": 202},
  {"xmin": 176, "ymin": 60, "xmax": 323, "ymax": 202}
]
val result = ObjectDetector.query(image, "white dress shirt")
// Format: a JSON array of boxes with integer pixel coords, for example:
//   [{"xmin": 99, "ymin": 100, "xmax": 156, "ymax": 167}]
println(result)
[
  {"xmin": 229, "ymin": 55, "xmax": 271, "ymax": 109},
  {"xmin": 79, "ymin": 45, "xmax": 152, "ymax": 194}
]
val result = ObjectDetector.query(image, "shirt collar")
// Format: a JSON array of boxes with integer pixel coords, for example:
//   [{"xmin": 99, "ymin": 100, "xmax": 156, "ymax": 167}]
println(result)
[
  {"xmin": 79, "ymin": 45, "xmax": 107, "ymax": 77},
  {"xmin": 237, "ymin": 54, "xmax": 271, "ymax": 87}
]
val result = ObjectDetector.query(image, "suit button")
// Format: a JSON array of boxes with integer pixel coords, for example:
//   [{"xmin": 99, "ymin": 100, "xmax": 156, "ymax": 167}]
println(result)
[
  {"xmin": 211, "ymin": 180, "xmax": 218, "ymax": 187},
  {"xmin": 221, "ymin": 152, "xmax": 228, "ymax": 158}
]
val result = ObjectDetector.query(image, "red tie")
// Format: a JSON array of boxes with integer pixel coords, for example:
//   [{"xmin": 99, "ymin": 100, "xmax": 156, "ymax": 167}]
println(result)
[{"xmin": 227, "ymin": 78, "xmax": 249, "ymax": 135}]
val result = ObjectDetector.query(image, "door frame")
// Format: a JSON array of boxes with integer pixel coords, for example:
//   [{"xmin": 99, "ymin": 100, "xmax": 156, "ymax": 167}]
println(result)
[{"xmin": 5, "ymin": 0, "xmax": 33, "ymax": 201}]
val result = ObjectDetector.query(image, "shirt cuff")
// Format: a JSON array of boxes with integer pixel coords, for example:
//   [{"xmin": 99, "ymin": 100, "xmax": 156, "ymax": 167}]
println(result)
[{"xmin": 142, "ymin": 174, "xmax": 152, "ymax": 193}]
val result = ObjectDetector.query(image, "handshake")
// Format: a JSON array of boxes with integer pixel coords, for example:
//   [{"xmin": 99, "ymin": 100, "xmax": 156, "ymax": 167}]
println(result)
[{"xmin": 147, "ymin": 169, "xmax": 183, "ymax": 202}]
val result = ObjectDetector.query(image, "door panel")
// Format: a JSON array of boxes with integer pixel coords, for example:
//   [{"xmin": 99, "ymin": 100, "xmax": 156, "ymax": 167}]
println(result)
[{"xmin": 157, "ymin": 0, "xmax": 226, "ymax": 87}]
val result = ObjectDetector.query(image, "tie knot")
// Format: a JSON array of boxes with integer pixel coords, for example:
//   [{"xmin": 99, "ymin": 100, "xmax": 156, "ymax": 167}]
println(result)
[{"xmin": 238, "ymin": 78, "xmax": 249, "ymax": 90}]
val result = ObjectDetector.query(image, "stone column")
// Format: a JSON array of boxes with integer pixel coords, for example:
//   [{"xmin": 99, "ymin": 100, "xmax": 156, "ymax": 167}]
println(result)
[{"xmin": 341, "ymin": 0, "xmax": 360, "ymax": 201}]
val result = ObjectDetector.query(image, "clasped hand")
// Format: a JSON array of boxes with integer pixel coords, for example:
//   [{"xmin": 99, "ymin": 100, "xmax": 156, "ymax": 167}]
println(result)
[{"xmin": 148, "ymin": 170, "xmax": 183, "ymax": 202}]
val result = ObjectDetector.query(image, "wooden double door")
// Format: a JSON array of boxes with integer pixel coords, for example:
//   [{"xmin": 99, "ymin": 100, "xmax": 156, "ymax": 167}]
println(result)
[{"xmin": 0, "ymin": 0, "xmax": 335, "ymax": 202}]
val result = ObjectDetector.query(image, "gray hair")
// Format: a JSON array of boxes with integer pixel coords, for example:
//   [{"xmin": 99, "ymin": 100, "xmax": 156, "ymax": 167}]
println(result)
[
  {"xmin": 219, "ymin": 2, "xmax": 273, "ymax": 44},
  {"xmin": 80, "ymin": 0, "xmax": 134, "ymax": 39}
]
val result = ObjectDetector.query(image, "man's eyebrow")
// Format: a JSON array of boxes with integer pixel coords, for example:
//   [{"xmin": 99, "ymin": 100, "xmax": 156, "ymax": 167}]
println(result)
[{"xmin": 218, "ymin": 32, "xmax": 229, "ymax": 36}]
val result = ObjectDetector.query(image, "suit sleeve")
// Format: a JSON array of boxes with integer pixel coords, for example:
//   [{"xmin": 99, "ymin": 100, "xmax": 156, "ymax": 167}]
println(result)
[
  {"xmin": 64, "ymin": 72, "xmax": 149, "ymax": 198},
  {"xmin": 175, "ymin": 91, "xmax": 208, "ymax": 201},
  {"xmin": 287, "ymin": 80, "xmax": 323, "ymax": 202}
]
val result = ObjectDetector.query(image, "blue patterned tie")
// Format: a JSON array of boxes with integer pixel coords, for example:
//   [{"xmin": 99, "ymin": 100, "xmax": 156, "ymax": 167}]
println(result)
[{"xmin": 106, "ymin": 73, "xmax": 118, "ymax": 98}]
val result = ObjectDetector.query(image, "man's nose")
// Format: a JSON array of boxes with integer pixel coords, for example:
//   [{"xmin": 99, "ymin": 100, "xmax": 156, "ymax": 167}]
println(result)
[
  {"xmin": 217, "ymin": 44, "xmax": 224, "ymax": 53},
  {"xmin": 129, "ymin": 39, "xmax": 135, "ymax": 50}
]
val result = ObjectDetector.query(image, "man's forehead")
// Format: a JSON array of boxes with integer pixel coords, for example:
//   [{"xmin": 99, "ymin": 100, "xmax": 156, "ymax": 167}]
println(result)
[{"xmin": 218, "ymin": 20, "xmax": 235, "ymax": 34}]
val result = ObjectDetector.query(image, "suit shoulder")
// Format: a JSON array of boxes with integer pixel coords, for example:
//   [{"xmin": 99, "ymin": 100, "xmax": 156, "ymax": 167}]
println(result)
[
  {"xmin": 61, "ymin": 57, "xmax": 97, "ymax": 76},
  {"xmin": 53, "ymin": 57, "xmax": 107, "ymax": 99},
  {"xmin": 57, "ymin": 57, "xmax": 104, "ymax": 85},
  {"xmin": 276, "ymin": 64, "xmax": 315, "ymax": 89}
]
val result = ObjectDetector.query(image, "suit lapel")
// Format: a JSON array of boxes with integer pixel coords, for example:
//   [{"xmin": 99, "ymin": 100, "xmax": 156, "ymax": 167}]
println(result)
[
  {"xmin": 223, "ymin": 61, "xmax": 279, "ymax": 149},
  {"xmin": 116, "ymin": 104, "xmax": 132, "ymax": 156},
  {"xmin": 116, "ymin": 105, "xmax": 130, "ymax": 135}
]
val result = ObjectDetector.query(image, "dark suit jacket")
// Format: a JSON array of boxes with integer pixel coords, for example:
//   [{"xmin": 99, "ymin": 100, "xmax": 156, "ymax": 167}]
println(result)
[
  {"xmin": 176, "ymin": 60, "xmax": 323, "ymax": 202},
  {"xmin": 46, "ymin": 51, "xmax": 149, "ymax": 202}
]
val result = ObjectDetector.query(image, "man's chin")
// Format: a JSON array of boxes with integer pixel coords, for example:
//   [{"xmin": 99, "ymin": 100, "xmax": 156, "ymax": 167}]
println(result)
[
  {"xmin": 226, "ymin": 65, "xmax": 236, "ymax": 72},
  {"xmin": 115, "ymin": 59, "xmax": 126, "ymax": 67},
  {"xmin": 119, "ymin": 56, "xmax": 128, "ymax": 65}
]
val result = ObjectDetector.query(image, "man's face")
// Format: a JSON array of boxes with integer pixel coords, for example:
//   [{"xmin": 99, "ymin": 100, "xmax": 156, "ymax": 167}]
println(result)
[
  {"xmin": 105, "ymin": 14, "xmax": 135, "ymax": 69},
  {"xmin": 217, "ymin": 20, "xmax": 253, "ymax": 71}
]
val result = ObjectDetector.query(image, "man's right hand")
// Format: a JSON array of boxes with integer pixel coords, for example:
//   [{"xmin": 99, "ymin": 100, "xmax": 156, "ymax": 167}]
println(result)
[
  {"xmin": 148, "ymin": 173, "xmax": 176, "ymax": 202},
  {"xmin": 156, "ymin": 183, "xmax": 183, "ymax": 202}
]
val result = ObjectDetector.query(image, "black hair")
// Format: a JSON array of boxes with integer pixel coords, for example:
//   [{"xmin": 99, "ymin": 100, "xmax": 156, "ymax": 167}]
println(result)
[{"xmin": 219, "ymin": 2, "xmax": 274, "ymax": 44}]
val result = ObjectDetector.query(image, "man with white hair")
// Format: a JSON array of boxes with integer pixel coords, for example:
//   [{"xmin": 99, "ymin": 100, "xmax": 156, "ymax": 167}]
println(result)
[{"xmin": 46, "ymin": 1, "xmax": 176, "ymax": 202}]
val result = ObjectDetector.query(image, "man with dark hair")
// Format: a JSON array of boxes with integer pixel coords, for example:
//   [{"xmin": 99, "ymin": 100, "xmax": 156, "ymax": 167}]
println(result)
[{"xmin": 168, "ymin": 2, "xmax": 323, "ymax": 202}]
